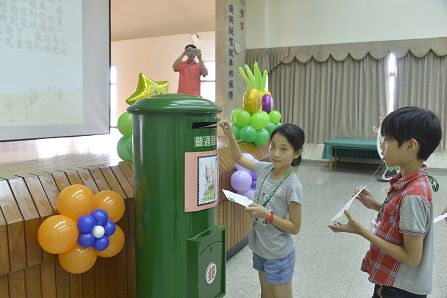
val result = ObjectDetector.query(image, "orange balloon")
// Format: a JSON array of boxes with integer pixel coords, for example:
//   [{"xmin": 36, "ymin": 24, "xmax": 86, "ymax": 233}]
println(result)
[
  {"xmin": 59, "ymin": 244, "xmax": 97, "ymax": 274},
  {"xmin": 56, "ymin": 184, "xmax": 96, "ymax": 221},
  {"xmin": 97, "ymin": 226, "xmax": 125, "ymax": 258},
  {"xmin": 94, "ymin": 191, "xmax": 125, "ymax": 222},
  {"xmin": 38, "ymin": 215, "xmax": 78, "ymax": 254}
]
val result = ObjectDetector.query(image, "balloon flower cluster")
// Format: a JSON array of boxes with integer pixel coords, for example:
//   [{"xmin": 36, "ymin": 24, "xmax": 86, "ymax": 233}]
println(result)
[
  {"xmin": 116, "ymin": 73, "xmax": 169, "ymax": 161},
  {"xmin": 235, "ymin": 62, "xmax": 282, "ymax": 146},
  {"xmin": 230, "ymin": 153, "xmax": 257, "ymax": 200},
  {"xmin": 37, "ymin": 185, "xmax": 126, "ymax": 274}
]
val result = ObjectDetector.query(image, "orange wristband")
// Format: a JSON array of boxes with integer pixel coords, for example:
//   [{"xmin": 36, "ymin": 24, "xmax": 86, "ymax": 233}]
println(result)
[{"xmin": 266, "ymin": 211, "xmax": 274, "ymax": 222}]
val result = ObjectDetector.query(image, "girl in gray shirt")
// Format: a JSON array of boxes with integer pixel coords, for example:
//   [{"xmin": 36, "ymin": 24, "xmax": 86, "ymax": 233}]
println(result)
[{"xmin": 220, "ymin": 122, "xmax": 305, "ymax": 298}]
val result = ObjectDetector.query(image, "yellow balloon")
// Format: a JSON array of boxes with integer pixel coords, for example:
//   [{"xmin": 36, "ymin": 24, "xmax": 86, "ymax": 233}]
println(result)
[
  {"xmin": 38, "ymin": 215, "xmax": 78, "ymax": 254},
  {"xmin": 56, "ymin": 184, "xmax": 96, "ymax": 221},
  {"xmin": 94, "ymin": 190, "xmax": 125, "ymax": 222},
  {"xmin": 243, "ymin": 88, "xmax": 262, "ymax": 114},
  {"xmin": 126, "ymin": 73, "xmax": 169, "ymax": 105},
  {"xmin": 97, "ymin": 226, "xmax": 125, "ymax": 258},
  {"xmin": 59, "ymin": 244, "xmax": 97, "ymax": 274}
]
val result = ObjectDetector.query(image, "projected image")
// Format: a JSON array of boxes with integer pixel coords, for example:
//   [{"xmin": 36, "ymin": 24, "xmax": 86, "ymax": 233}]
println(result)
[{"xmin": 0, "ymin": 1, "xmax": 84, "ymax": 128}]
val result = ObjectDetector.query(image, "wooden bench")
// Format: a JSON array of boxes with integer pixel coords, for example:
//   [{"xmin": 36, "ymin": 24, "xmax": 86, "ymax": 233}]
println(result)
[{"xmin": 322, "ymin": 138, "xmax": 381, "ymax": 171}]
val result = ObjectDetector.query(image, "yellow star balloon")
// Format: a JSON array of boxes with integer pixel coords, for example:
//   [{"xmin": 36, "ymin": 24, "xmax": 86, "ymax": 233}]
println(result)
[{"xmin": 126, "ymin": 73, "xmax": 169, "ymax": 105}]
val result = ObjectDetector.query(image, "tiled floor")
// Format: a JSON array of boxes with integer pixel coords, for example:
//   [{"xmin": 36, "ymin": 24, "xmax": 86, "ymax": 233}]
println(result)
[{"xmin": 226, "ymin": 162, "xmax": 447, "ymax": 298}]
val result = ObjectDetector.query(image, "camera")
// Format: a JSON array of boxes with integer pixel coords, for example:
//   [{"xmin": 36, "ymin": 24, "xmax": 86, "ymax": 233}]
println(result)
[{"xmin": 188, "ymin": 47, "xmax": 199, "ymax": 55}]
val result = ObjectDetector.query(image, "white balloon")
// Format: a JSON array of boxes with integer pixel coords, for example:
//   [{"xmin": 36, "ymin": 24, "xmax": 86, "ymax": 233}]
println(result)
[{"xmin": 92, "ymin": 225, "xmax": 105, "ymax": 238}]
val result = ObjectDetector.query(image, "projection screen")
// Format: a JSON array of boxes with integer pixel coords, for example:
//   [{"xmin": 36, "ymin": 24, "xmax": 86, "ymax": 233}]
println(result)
[{"xmin": 0, "ymin": 0, "xmax": 110, "ymax": 141}]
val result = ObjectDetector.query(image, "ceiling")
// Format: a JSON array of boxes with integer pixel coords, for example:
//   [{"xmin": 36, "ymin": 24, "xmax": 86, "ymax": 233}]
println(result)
[{"xmin": 111, "ymin": 0, "xmax": 215, "ymax": 41}]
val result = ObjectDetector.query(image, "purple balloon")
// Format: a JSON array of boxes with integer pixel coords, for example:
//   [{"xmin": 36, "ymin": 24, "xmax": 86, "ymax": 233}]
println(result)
[
  {"xmin": 238, "ymin": 187, "xmax": 256, "ymax": 201},
  {"xmin": 262, "ymin": 94, "xmax": 272, "ymax": 112},
  {"xmin": 231, "ymin": 170, "xmax": 253, "ymax": 192},
  {"xmin": 249, "ymin": 171, "xmax": 257, "ymax": 188},
  {"xmin": 251, "ymin": 179, "xmax": 257, "ymax": 189}
]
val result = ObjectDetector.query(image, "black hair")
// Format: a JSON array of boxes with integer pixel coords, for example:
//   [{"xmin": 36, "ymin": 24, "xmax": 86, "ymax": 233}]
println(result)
[
  {"xmin": 380, "ymin": 106, "xmax": 442, "ymax": 160},
  {"xmin": 270, "ymin": 123, "xmax": 305, "ymax": 166},
  {"xmin": 184, "ymin": 44, "xmax": 197, "ymax": 50}
]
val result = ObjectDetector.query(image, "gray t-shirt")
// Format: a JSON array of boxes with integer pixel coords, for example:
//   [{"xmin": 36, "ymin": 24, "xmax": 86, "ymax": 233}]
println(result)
[
  {"xmin": 393, "ymin": 195, "xmax": 433, "ymax": 295},
  {"xmin": 248, "ymin": 161, "xmax": 303, "ymax": 259}
]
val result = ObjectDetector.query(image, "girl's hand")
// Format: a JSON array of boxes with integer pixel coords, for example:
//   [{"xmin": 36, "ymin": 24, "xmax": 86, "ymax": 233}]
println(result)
[
  {"xmin": 328, "ymin": 210, "xmax": 363, "ymax": 235},
  {"xmin": 219, "ymin": 120, "xmax": 232, "ymax": 137},
  {"xmin": 356, "ymin": 187, "xmax": 380, "ymax": 211},
  {"xmin": 246, "ymin": 203, "xmax": 270, "ymax": 219}
]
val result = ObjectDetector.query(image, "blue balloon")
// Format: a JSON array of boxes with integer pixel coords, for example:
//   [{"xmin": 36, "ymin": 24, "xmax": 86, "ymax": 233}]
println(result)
[
  {"xmin": 78, "ymin": 233, "xmax": 95, "ymax": 247},
  {"xmin": 92, "ymin": 209, "xmax": 108, "ymax": 226},
  {"xmin": 104, "ymin": 220, "xmax": 116, "ymax": 236},
  {"xmin": 94, "ymin": 236, "xmax": 110, "ymax": 251},
  {"xmin": 77, "ymin": 215, "xmax": 96, "ymax": 233}
]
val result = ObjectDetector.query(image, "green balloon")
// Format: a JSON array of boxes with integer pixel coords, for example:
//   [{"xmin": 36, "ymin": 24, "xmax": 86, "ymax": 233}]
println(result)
[
  {"xmin": 117, "ymin": 135, "xmax": 132, "ymax": 161},
  {"xmin": 265, "ymin": 122, "xmax": 276, "ymax": 134},
  {"xmin": 231, "ymin": 108, "xmax": 243, "ymax": 123},
  {"xmin": 269, "ymin": 110, "xmax": 282, "ymax": 124},
  {"xmin": 232, "ymin": 124, "xmax": 241, "ymax": 140},
  {"xmin": 235, "ymin": 109, "xmax": 251, "ymax": 127},
  {"xmin": 117, "ymin": 112, "xmax": 133, "ymax": 136},
  {"xmin": 239, "ymin": 125, "xmax": 257, "ymax": 142},
  {"xmin": 250, "ymin": 111, "xmax": 270, "ymax": 129},
  {"xmin": 254, "ymin": 128, "xmax": 270, "ymax": 146}
]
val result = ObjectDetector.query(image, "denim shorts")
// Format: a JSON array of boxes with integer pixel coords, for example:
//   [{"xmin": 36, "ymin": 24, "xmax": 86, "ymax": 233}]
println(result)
[{"xmin": 252, "ymin": 250, "xmax": 296, "ymax": 284}]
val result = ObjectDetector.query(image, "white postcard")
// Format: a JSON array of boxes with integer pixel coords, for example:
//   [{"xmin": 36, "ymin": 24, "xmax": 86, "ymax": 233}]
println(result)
[
  {"xmin": 329, "ymin": 185, "xmax": 367, "ymax": 223},
  {"xmin": 222, "ymin": 189, "xmax": 253, "ymax": 207},
  {"xmin": 434, "ymin": 213, "xmax": 447, "ymax": 224}
]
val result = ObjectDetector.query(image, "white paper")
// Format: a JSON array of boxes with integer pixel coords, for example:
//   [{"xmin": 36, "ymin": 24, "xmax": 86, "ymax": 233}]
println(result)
[
  {"xmin": 434, "ymin": 213, "xmax": 447, "ymax": 223},
  {"xmin": 222, "ymin": 189, "xmax": 253, "ymax": 207},
  {"xmin": 329, "ymin": 185, "xmax": 367, "ymax": 223}
]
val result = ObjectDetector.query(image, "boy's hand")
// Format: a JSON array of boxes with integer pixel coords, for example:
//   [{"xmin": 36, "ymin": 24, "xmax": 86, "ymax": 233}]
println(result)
[
  {"xmin": 443, "ymin": 208, "xmax": 447, "ymax": 223},
  {"xmin": 356, "ymin": 187, "xmax": 380, "ymax": 211},
  {"xmin": 246, "ymin": 203, "xmax": 270, "ymax": 219},
  {"xmin": 328, "ymin": 210, "xmax": 363, "ymax": 234}
]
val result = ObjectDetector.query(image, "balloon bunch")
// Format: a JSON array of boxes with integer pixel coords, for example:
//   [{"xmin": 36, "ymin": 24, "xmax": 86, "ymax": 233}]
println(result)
[
  {"xmin": 117, "ymin": 73, "xmax": 169, "ymax": 161},
  {"xmin": 230, "ymin": 153, "xmax": 257, "ymax": 200},
  {"xmin": 37, "ymin": 185, "xmax": 126, "ymax": 274},
  {"xmin": 235, "ymin": 62, "xmax": 282, "ymax": 146},
  {"xmin": 117, "ymin": 112, "xmax": 133, "ymax": 161}
]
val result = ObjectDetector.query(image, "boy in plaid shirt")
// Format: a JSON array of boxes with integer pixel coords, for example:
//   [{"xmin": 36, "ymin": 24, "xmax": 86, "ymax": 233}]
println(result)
[{"xmin": 329, "ymin": 106, "xmax": 442, "ymax": 297}]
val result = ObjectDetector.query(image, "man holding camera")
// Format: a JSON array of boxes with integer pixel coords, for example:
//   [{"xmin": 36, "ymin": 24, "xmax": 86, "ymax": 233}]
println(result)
[{"xmin": 172, "ymin": 44, "xmax": 208, "ymax": 97}]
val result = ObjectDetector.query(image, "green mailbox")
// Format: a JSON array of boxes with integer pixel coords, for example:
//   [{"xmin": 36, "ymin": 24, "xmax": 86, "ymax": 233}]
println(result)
[{"xmin": 128, "ymin": 94, "xmax": 226, "ymax": 298}]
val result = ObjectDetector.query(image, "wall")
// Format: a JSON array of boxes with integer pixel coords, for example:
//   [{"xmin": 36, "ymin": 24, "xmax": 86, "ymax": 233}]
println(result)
[
  {"xmin": 111, "ymin": 31, "xmax": 215, "ymax": 117},
  {"xmin": 246, "ymin": 0, "xmax": 447, "ymax": 49}
]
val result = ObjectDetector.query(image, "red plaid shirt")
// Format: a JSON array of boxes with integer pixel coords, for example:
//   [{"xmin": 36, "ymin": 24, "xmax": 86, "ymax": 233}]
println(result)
[{"xmin": 361, "ymin": 166, "xmax": 432, "ymax": 286}]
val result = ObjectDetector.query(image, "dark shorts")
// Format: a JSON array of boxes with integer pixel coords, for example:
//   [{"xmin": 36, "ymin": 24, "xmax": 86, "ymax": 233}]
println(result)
[
  {"xmin": 372, "ymin": 284, "xmax": 427, "ymax": 298},
  {"xmin": 252, "ymin": 250, "xmax": 296, "ymax": 284}
]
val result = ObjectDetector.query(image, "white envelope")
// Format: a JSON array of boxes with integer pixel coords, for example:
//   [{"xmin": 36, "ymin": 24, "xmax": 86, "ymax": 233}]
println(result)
[
  {"xmin": 434, "ymin": 213, "xmax": 447, "ymax": 224},
  {"xmin": 329, "ymin": 185, "xmax": 367, "ymax": 223},
  {"xmin": 222, "ymin": 189, "xmax": 253, "ymax": 207}
]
